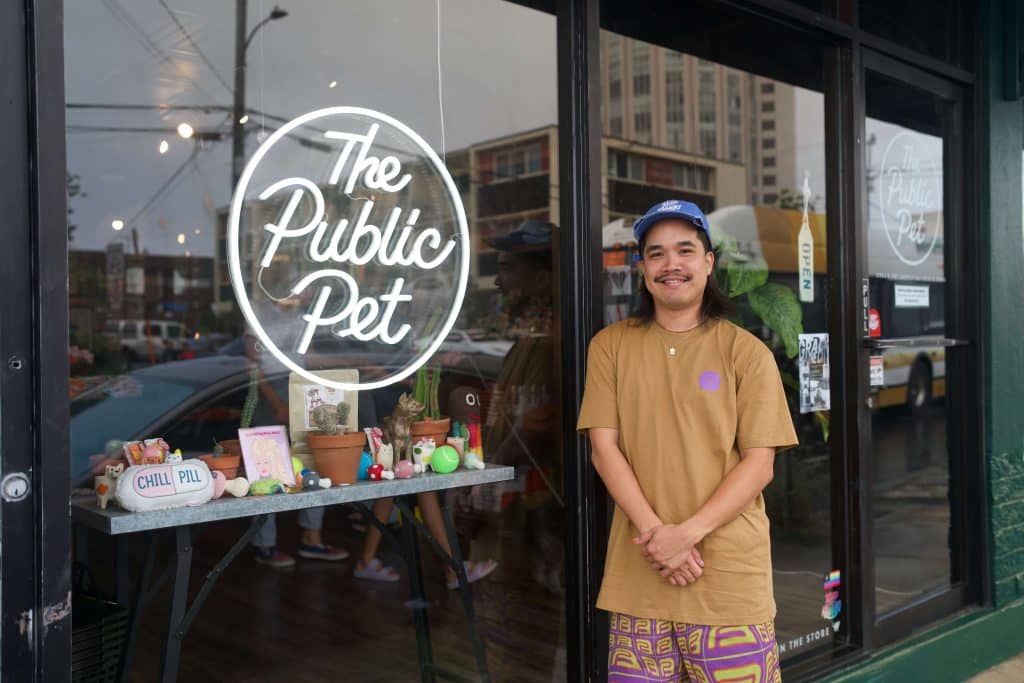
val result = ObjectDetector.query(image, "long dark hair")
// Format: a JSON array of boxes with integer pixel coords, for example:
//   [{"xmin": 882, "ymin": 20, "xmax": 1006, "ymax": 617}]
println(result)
[{"xmin": 628, "ymin": 229, "xmax": 733, "ymax": 326}]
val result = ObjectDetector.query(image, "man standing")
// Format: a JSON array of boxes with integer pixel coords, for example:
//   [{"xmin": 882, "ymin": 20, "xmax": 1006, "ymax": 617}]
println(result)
[{"xmin": 577, "ymin": 200, "xmax": 797, "ymax": 682}]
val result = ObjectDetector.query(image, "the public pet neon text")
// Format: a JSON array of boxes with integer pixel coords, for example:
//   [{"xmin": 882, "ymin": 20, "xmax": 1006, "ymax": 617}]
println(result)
[
  {"xmin": 257, "ymin": 122, "xmax": 457, "ymax": 355},
  {"xmin": 228, "ymin": 106, "xmax": 470, "ymax": 392}
]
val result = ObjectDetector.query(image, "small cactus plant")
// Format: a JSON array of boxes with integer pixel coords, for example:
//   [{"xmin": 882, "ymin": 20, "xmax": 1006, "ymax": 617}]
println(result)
[
  {"xmin": 311, "ymin": 403, "xmax": 352, "ymax": 435},
  {"xmin": 412, "ymin": 365, "xmax": 442, "ymax": 420}
]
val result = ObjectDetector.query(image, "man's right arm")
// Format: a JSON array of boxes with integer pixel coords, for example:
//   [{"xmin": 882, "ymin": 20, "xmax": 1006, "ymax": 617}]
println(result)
[
  {"xmin": 588, "ymin": 427, "xmax": 662, "ymax": 535},
  {"xmin": 589, "ymin": 427, "xmax": 703, "ymax": 585}
]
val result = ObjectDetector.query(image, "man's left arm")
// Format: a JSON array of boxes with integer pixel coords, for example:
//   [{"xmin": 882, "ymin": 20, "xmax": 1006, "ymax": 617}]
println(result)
[{"xmin": 636, "ymin": 446, "xmax": 775, "ymax": 572}]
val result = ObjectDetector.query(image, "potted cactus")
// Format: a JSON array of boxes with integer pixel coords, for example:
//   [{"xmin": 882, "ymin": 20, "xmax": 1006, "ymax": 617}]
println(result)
[
  {"xmin": 306, "ymin": 402, "xmax": 366, "ymax": 485},
  {"xmin": 409, "ymin": 365, "xmax": 451, "ymax": 461},
  {"xmin": 199, "ymin": 438, "xmax": 242, "ymax": 478}
]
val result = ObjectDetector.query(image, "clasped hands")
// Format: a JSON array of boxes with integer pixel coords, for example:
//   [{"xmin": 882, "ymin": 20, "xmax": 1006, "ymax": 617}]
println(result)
[{"xmin": 633, "ymin": 522, "xmax": 705, "ymax": 587}]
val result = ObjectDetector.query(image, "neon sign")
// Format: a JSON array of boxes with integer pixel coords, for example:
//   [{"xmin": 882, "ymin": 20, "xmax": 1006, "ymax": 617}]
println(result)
[
  {"xmin": 879, "ymin": 131, "xmax": 942, "ymax": 267},
  {"xmin": 228, "ymin": 107, "xmax": 469, "ymax": 391}
]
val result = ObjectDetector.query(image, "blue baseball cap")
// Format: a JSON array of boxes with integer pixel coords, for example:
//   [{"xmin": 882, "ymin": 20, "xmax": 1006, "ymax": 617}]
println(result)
[{"xmin": 632, "ymin": 199, "xmax": 712, "ymax": 246}]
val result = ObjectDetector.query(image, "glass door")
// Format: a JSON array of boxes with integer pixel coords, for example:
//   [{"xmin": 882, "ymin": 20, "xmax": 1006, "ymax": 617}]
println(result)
[{"xmin": 861, "ymin": 51, "xmax": 974, "ymax": 640}]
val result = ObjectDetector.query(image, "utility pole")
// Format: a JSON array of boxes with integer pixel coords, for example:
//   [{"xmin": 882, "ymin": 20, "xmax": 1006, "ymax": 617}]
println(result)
[{"xmin": 231, "ymin": 0, "xmax": 247, "ymax": 192}]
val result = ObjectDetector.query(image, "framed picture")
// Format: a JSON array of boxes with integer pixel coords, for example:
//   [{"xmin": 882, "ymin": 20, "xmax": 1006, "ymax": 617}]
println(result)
[
  {"xmin": 288, "ymin": 370, "xmax": 359, "ymax": 470},
  {"xmin": 238, "ymin": 425, "xmax": 295, "ymax": 486}
]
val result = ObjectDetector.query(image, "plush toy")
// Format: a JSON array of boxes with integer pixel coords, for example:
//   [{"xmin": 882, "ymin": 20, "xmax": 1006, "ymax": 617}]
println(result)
[
  {"xmin": 114, "ymin": 461, "xmax": 215, "ymax": 511},
  {"xmin": 249, "ymin": 478, "xmax": 283, "ymax": 496},
  {"xmin": 430, "ymin": 445, "xmax": 460, "ymax": 474},
  {"xmin": 412, "ymin": 438, "xmax": 436, "ymax": 469},
  {"xmin": 94, "ymin": 463, "xmax": 124, "ymax": 510},
  {"xmin": 367, "ymin": 464, "xmax": 385, "ymax": 481},
  {"xmin": 377, "ymin": 443, "xmax": 394, "ymax": 470}
]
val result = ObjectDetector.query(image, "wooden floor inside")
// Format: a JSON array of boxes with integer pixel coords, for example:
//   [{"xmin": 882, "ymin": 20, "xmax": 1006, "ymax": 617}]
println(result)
[{"xmin": 114, "ymin": 505, "xmax": 567, "ymax": 682}]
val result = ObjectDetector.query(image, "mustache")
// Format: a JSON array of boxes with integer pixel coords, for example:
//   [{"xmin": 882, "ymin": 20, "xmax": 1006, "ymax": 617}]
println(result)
[{"xmin": 654, "ymin": 271, "xmax": 692, "ymax": 283}]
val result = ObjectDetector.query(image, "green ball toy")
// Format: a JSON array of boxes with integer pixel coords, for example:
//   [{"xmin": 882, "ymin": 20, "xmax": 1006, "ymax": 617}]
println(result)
[{"xmin": 430, "ymin": 445, "xmax": 460, "ymax": 474}]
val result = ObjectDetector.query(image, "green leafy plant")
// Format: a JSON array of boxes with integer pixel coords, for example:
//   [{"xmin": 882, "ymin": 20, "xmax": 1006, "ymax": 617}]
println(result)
[{"xmin": 715, "ymin": 229, "xmax": 830, "ymax": 443}]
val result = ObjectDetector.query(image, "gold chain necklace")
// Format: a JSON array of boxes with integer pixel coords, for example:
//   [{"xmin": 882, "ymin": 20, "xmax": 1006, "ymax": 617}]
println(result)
[{"xmin": 654, "ymin": 319, "xmax": 704, "ymax": 357}]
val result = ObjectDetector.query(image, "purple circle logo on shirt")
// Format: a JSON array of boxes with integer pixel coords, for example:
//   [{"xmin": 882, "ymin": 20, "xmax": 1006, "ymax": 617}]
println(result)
[{"xmin": 698, "ymin": 371, "xmax": 721, "ymax": 392}]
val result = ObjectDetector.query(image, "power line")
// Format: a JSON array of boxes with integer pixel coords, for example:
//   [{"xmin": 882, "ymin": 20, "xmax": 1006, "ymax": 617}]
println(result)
[
  {"xmin": 157, "ymin": 0, "xmax": 233, "ymax": 94},
  {"xmin": 99, "ymin": 0, "xmax": 220, "ymax": 103}
]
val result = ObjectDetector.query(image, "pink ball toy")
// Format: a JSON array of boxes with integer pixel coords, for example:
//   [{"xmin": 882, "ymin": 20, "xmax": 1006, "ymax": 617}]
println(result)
[{"xmin": 395, "ymin": 460, "xmax": 415, "ymax": 479}]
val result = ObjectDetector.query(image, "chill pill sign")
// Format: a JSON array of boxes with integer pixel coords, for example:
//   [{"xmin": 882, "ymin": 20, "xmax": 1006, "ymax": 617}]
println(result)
[{"xmin": 228, "ymin": 108, "xmax": 470, "ymax": 391}]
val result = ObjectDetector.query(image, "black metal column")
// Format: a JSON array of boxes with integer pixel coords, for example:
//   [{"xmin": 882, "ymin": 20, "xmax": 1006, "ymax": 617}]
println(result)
[
  {"xmin": 0, "ymin": 0, "xmax": 70, "ymax": 679},
  {"xmin": 556, "ymin": 0, "xmax": 604, "ymax": 680}
]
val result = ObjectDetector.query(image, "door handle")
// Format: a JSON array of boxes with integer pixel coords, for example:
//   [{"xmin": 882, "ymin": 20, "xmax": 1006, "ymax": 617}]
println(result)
[{"xmin": 863, "ymin": 337, "xmax": 969, "ymax": 350}]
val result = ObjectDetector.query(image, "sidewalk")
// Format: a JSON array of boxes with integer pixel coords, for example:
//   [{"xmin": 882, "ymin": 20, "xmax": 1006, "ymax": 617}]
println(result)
[{"xmin": 967, "ymin": 651, "xmax": 1024, "ymax": 682}]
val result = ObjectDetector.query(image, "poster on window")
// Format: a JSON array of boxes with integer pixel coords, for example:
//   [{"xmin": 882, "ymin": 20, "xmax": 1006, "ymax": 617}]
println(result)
[{"xmin": 798, "ymin": 333, "xmax": 830, "ymax": 414}]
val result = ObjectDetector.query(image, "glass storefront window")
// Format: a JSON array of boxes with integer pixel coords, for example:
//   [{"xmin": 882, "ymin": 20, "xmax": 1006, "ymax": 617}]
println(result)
[
  {"xmin": 66, "ymin": 1, "xmax": 564, "ymax": 680},
  {"xmin": 865, "ymin": 71, "xmax": 953, "ymax": 616},
  {"xmin": 598, "ymin": 12, "xmax": 834, "ymax": 663}
]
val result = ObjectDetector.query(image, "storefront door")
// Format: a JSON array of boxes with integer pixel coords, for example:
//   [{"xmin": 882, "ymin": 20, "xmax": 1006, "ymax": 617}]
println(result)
[{"xmin": 859, "ymin": 50, "xmax": 979, "ymax": 646}]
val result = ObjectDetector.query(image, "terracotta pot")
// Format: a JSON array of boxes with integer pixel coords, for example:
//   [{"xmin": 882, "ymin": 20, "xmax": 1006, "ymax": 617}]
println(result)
[
  {"xmin": 411, "ymin": 417, "xmax": 451, "ymax": 450},
  {"xmin": 308, "ymin": 431, "xmax": 366, "ymax": 485},
  {"xmin": 199, "ymin": 454, "xmax": 241, "ymax": 479},
  {"xmin": 218, "ymin": 439, "xmax": 243, "ymax": 458}
]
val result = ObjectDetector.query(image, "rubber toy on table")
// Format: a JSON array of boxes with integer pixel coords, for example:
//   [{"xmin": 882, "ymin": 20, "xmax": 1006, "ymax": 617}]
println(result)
[
  {"xmin": 430, "ymin": 445, "xmax": 460, "ymax": 474},
  {"xmin": 394, "ymin": 460, "xmax": 419, "ymax": 479},
  {"xmin": 249, "ymin": 478, "xmax": 283, "ymax": 496}
]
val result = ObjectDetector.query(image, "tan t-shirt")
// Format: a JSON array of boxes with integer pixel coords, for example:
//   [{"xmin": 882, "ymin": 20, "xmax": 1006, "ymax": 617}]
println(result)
[{"xmin": 576, "ymin": 318, "xmax": 798, "ymax": 625}]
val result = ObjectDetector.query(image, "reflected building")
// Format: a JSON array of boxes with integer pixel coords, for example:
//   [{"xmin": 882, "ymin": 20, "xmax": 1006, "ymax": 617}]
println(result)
[{"xmin": 600, "ymin": 31, "xmax": 799, "ymax": 207}]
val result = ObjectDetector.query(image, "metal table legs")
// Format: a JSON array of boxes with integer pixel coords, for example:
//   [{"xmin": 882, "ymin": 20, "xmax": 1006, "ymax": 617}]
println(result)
[
  {"xmin": 117, "ymin": 515, "xmax": 268, "ymax": 683},
  {"xmin": 355, "ymin": 496, "xmax": 491, "ymax": 683}
]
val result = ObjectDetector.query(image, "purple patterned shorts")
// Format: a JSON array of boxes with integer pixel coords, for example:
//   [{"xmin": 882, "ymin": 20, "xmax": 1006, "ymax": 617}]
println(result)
[{"xmin": 608, "ymin": 612, "xmax": 782, "ymax": 682}]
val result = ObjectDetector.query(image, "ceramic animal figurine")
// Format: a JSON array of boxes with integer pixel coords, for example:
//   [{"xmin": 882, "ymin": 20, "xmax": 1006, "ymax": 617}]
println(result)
[
  {"xmin": 165, "ymin": 449, "xmax": 183, "ymax": 464},
  {"xmin": 94, "ymin": 463, "xmax": 124, "ymax": 510},
  {"xmin": 382, "ymin": 393, "xmax": 424, "ymax": 462},
  {"xmin": 377, "ymin": 443, "xmax": 394, "ymax": 470},
  {"xmin": 412, "ymin": 438, "xmax": 436, "ymax": 469}
]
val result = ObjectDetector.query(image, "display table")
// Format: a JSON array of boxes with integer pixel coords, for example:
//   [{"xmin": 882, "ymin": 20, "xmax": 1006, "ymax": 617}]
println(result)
[{"xmin": 71, "ymin": 465, "xmax": 515, "ymax": 683}]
